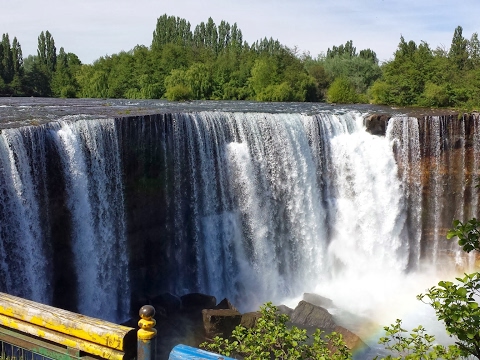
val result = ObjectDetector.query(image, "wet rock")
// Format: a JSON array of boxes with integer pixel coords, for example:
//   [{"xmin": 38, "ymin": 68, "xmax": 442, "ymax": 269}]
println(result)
[
  {"xmin": 148, "ymin": 292, "xmax": 182, "ymax": 315},
  {"xmin": 181, "ymin": 293, "xmax": 217, "ymax": 312},
  {"xmin": 202, "ymin": 309, "xmax": 242, "ymax": 339},
  {"xmin": 364, "ymin": 114, "xmax": 390, "ymax": 136},
  {"xmin": 214, "ymin": 298, "xmax": 238, "ymax": 311},
  {"xmin": 277, "ymin": 304, "xmax": 294, "ymax": 317},
  {"xmin": 331, "ymin": 325, "xmax": 368, "ymax": 352},
  {"xmin": 290, "ymin": 301, "xmax": 336, "ymax": 329},
  {"xmin": 240, "ymin": 311, "xmax": 262, "ymax": 328},
  {"xmin": 303, "ymin": 293, "xmax": 334, "ymax": 308}
]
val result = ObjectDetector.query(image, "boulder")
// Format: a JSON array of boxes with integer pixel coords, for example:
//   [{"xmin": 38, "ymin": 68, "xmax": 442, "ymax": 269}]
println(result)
[
  {"xmin": 303, "ymin": 293, "xmax": 334, "ymax": 308},
  {"xmin": 180, "ymin": 293, "xmax": 217, "ymax": 312},
  {"xmin": 364, "ymin": 114, "xmax": 390, "ymax": 136},
  {"xmin": 331, "ymin": 325, "xmax": 368, "ymax": 352},
  {"xmin": 277, "ymin": 304, "xmax": 294, "ymax": 318},
  {"xmin": 240, "ymin": 311, "xmax": 262, "ymax": 329},
  {"xmin": 290, "ymin": 301, "xmax": 336, "ymax": 329},
  {"xmin": 214, "ymin": 298, "xmax": 238, "ymax": 311},
  {"xmin": 202, "ymin": 309, "xmax": 242, "ymax": 339},
  {"xmin": 148, "ymin": 292, "xmax": 181, "ymax": 315}
]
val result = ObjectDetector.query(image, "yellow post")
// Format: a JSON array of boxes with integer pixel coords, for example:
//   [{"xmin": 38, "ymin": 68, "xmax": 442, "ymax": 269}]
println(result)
[{"xmin": 137, "ymin": 305, "xmax": 156, "ymax": 360}]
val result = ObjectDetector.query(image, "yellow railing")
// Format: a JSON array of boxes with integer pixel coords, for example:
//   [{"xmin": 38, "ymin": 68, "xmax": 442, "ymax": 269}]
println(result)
[{"xmin": 0, "ymin": 292, "xmax": 156, "ymax": 360}]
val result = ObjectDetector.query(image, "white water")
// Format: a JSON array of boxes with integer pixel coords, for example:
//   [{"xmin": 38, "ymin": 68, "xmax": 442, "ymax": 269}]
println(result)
[
  {"xmin": 0, "ymin": 128, "xmax": 51, "ymax": 304},
  {"xmin": 51, "ymin": 119, "xmax": 129, "ymax": 321},
  {"xmin": 0, "ymin": 110, "xmax": 478, "ymax": 341},
  {"xmin": 0, "ymin": 118, "xmax": 129, "ymax": 323}
]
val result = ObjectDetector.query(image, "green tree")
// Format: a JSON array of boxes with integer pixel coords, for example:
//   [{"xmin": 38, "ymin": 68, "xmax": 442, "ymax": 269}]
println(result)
[
  {"xmin": 1, "ymin": 33, "xmax": 14, "ymax": 84},
  {"xmin": 37, "ymin": 30, "xmax": 56, "ymax": 73},
  {"xmin": 327, "ymin": 77, "xmax": 359, "ymax": 103},
  {"xmin": 468, "ymin": 33, "xmax": 480, "ymax": 69},
  {"xmin": 164, "ymin": 68, "xmax": 193, "ymax": 100},
  {"xmin": 51, "ymin": 47, "xmax": 80, "ymax": 97},
  {"xmin": 249, "ymin": 57, "xmax": 277, "ymax": 99},
  {"xmin": 377, "ymin": 37, "xmax": 434, "ymax": 106},
  {"xmin": 200, "ymin": 303, "xmax": 351, "ymax": 360},
  {"xmin": 449, "ymin": 26, "xmax": 468, "ymax": 70},
  {"xmin": 327, "ymin": 40, "xmax": 357, "ymax": 58},
  {"xmin": 151, "ymin": 14, "xmax": 192, "ymax": 50}
]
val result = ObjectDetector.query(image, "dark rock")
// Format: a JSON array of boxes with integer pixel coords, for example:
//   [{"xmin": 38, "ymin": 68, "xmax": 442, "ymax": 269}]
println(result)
[
  {"xmin": 181, "ymin": 293, "xmax": 217, "ymax": 312},
  {"xmin": 364, "ymin": 114, "xmax": 390, "ymax": 136},
  {"xmin": 240, "ymin": 311, "xmax": 262, "ymax": 328},
  {"xmin": 202, "ymin": 309, "xmax": 242, "ymax": 339},
  {"xmin": 214, "ymin": 298, "xmax": 238, "ymax": 311},
  {"xmin": 290, "ymin": 301, "xmax": 336, "ymax": 329},
  {"xmin": 331, "ymin": 325, "xmax": 368, "ymax": 352},
  {"xmin": 303, "ymin": 293, "xmax": 334, "ymax": 308},
  {"xmin": 148, "ymin": 292, "xmax": 182, "ymax": 315},
  {"xmin": 277, "ymin": 304, "xmax": 294, "ymax": 317}
]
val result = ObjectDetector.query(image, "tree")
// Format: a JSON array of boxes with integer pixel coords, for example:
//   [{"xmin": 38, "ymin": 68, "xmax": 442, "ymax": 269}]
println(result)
[
  {"xmin": 51, "ymin": 47, "xmax": 80, "ymax": 97},
  {"xmin": 164, "ymin": 68, "xmax": 193, "ymax": 100},
  {"xmin": 37, "ymin": 30, "xmax": 56, "ymax": 73},
  {"xmin": 200, "ymin": 303, "xmax": 351, "ymax": 360},
  {"xmin": 151, "ymin": 14, "xmax": 192, "ymax": 50},
  {"xmin": 326, "ymin": 77, "xmax": 359, "ymax": 103},
  {"xmin": 249, "ymin": 57, "xmax": 277, "ymax": 99},
  {"xmin": 468, "ymin": 33, "xmax": 480, "ymax": 69},
  {"xmin": 327, "ymin": 40, "xmax": 356, "ymax": 58},
  {"xmin": 449, "ymin": 26, "xmax": 468, "ymax": 70},
  {"xmin": 2, "ymin": 34, "xmax": 14, "ymax": 83}
]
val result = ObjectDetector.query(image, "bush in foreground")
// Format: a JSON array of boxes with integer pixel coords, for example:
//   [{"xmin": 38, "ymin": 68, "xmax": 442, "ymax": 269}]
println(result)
[{"xmin": 200, "ymin": 302, "xmax": 351, "ymax": 360}]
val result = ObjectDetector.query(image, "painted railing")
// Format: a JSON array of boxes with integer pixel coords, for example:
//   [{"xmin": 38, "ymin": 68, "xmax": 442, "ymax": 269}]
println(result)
[
  {"xmin": 0, "ymin": 292, "xmax": 233, "ymax": 360},
  {"xmin": 0, "ymin": 292, "xmax": 143, "ymax": 360}
]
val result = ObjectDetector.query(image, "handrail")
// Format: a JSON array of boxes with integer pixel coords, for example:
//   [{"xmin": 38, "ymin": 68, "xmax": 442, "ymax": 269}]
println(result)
[
  {"xmin": 0, "ymin": 292, "xmax": 234, "ymax": 360},
  {"xmin": 0, "ymin": 292, "xmax": 144, "ymax": 360}
]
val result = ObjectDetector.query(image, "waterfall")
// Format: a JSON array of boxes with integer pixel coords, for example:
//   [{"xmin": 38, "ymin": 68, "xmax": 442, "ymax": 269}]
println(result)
[
  {"xmin": 51, "ymin": 119, "xmax": 129, "ymax": 321},
  {"xmin": 386, "ymin": 117, "xmax": 422, "ymax": 269},
  {"xmin": 121, "ymin": 111, "xmax": 411, "ymax": 310},
  {"xmin": 0, "ymin": 118, "xmax": 129, "ymax": 323},
  {"xmin": 0, "ymin": 109, "xmax": 479, "ymax": 322},
  {"xmin": 0, "ymin": 127, "xmax": 51, "ymax": 304}
]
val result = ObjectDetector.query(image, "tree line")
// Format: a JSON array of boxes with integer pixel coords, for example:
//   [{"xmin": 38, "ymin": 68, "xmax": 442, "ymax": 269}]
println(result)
[{"xmin": 1, "ymin": 16, "xmax": 480, "ymax": 109}]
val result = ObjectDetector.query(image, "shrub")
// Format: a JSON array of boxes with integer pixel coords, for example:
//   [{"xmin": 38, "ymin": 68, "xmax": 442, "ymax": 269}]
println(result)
[{"xmin": 200, "ymin": 302, "xmax": 351, "ymax": 360}]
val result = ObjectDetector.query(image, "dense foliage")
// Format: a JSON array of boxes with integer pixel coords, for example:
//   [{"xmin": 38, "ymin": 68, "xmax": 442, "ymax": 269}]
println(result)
[
  {"xmin": 370, "ymin": 26, "xmax": 480, "ymax": 109},
  {"xmin": 1, "ymin": 17, "xmax": 480, "ymax": 108},
  {"xmin": 200, "ymin": 302, "xmax": 351, "ymax": 360}
]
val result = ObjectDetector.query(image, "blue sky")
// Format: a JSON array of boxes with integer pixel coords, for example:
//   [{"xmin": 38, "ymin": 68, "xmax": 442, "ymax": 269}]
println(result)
[{"xmin": 2, "ymin": 0, "xmax": 479, "ymax": 64}]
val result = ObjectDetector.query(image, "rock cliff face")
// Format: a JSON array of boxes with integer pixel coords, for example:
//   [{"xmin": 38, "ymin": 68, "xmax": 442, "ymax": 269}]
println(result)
[{"xmin": 365, "ymin": 113, "xmax": 480, "ymax": 268}]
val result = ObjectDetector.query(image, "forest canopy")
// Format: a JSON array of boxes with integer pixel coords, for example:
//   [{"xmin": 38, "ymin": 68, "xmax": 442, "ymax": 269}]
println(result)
[{"xmin": 1, "ymin": 17, "xmax": 479, "ymax": 109}]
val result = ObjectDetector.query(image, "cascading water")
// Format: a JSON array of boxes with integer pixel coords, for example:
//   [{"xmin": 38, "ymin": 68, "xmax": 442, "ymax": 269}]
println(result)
[
  {"xmin": 51, "ymin": 119, "xmax": 129, "ymax": 321},
  {"xmin": 387, "ymin": 117, "xmax": 423, "ymax": 270},
  {"xmin": 0, "ymin": 118, "xmax": 129, "ymax": 323},
  {"xmin": 0, "ymin": 107, "xmax": 479, "ymax": 344},
  {"xmin": 0, "ymin": 127, "xmax": 51, "ymax": 304},
  {"xmin": 122, "ymin": 111, "xmax": 413, "ymax": 312}
]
